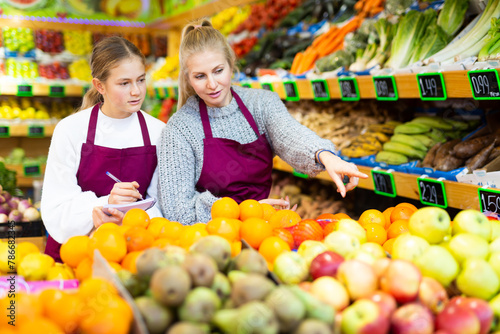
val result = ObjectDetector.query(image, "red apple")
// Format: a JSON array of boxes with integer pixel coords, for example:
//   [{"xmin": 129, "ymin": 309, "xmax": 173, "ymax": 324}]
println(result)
[
  {"xmin": 340, "ymin": 299, "xmax": 390, "ymax": 334},
  {"xmin": 380, "ymin": 260, "xmax": 422, "ymax": 304},
  {"xmin": 436, "ymin": 303, "xmax": 480, "ymax": 334},
  {"xmin": 337, "ymin": 260, "xmax": 378, "ymax": 300},
  {"xmin": 448, "ymin": 296, "xmax": 493, "ymax": 334},
  {"xmin": 363, "ymin": 291, "xmax": 397, "ymax": 319},
  {"xmin": 418, "ymin": 276, "xmax": 448, "ymax": 314},
  {"xmin": 309, "ymin": 250, "xmax": 344, "ymax": 280},
  {"xmin": 390, "ymin": 303, "xmax": 434, "ymax": 334}
]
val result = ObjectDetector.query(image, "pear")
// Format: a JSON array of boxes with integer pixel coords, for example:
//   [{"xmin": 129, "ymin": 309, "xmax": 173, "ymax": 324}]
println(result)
[
  {"xmin": 231, "ymin": 273, "xmax": 275, "ymax": 307},
  {"xmin": 288, "ymin": 285, "xmax": 335, "ymax": 325},
  {"xmin": 227, "ymin": 270, "xmax": 248, "ymax": 284},
  {"xmin": 190, "ymin": 235, "xmax": 232, "ymax": 271},
  {"xmin": 178, "ymin": 287, "xmax": 221, "ymax": 323},
  {"xmin": 265, "ymin": 286, "xmax": 306, "ymax": 332},
  {"xmin": 136, "ymin": 247, "xmax": 169, "ymax": 280},
  {"xmin": 150, "ymin": 265, "xmax": 191, "ymax": 307},
  {"xmin": 167, "ymin": 322, "xmax": 210, "ymax": 334},
  {"xmin": 212, "ymin": 308, "xmax": 239, "ymax": 333},
  {"xmin": 211, "ymin": 272, "xmax": 232, "ymax": 301},
  {"xmin": 293, "ymin": 319, "xmax": 332, "ymax": 334},
  {"xmin": 116, "ymin": 269, "xmax": 148, "ymax": 297},
  {"xmin": 236, "ymin": 301, "xmax": 279, "ymax": 334},
  {"xmin": 182, "ymin": 253, "xmax": 218, "ymax": 287},
  {"xmin": 234, "ymin": 249, "xmax": 268, "ymax": 276},
  {"xmin": 135, "ymin": 296, "xmax": 174, "ymax": 334}
]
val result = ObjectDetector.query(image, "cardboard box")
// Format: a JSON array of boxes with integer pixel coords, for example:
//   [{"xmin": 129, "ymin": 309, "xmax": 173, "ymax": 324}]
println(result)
[{"xmin": 456, "ymin": 155, "xmax": 500, "ymax": 188}]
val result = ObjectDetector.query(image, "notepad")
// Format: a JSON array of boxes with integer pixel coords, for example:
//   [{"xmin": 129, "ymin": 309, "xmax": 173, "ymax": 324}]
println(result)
[{"xmin": 102, "ymin": 197, "xmax": 156, "ymax": 215}]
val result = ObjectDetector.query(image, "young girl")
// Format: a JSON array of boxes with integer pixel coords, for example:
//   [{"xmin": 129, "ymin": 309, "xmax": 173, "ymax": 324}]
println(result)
[
  {"xmin": 41, "ymin": 36, "xmax": 165, "ymax": 261},
  {"xmin": 157, "ymin": 19, "xmax": 367, "ymax": 225}
]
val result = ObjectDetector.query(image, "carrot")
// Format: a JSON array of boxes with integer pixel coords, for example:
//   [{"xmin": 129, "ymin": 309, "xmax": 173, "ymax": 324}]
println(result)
[
  {"xmin": 312, "ymin": 26, "xmax": 338, "ymax": 48},
  {"xmin": 290, "ymin": 52, "xmax": 303, "ymax": 74},
  {"xmin": 296, "ymin": 48, "xmax": 319, "ymax": 74}
]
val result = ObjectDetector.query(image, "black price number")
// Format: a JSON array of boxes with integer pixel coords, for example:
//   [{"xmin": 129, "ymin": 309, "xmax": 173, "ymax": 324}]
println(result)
[
  {"xmin": 418, "ymin": 178, "xmax": 447, "ymax": 208},
  {"xmin": 283, "ymin": 81, "xmax": 299, "ymax": 101},
  {"xmin": 417, "ymin": 73, "xmax": 446, "ymax": 100},
  {"xmin": 24, "ymin": 164, "xmax": 41, "ymax": 176},
  {"xmin": 479, "ymin": 188, "xmax": 500, "ymax": 214},
  {"xmin": 242, "ymin": 83, "xmax": 252, "ymax": 88},
  {"xmin": 17, "ymin": 85, "xmax": 33, "ymax": 97},
  {"xmin": 468, "ymin": 70, "xmax": 500, "ymax": 100},
  {"xmin": 371, "ymin": 170, "xmax": 396, "ymax": 197},
  {"xmin": 373, "ymin": 76, "xmax": 398, "ymax": 101},
  {"xmin": 49, "ymin": 85, "xmax": 65, "ymax": 97},
  {"xmin": 311, "ymin": 79, "xmax": 330, "ymax": 101},
  {"xmin": 338, "ymin": 77, "xmax": 360, "ymax": 101},
  {"xmin": 261, "ymin": 83, "xmax": 273, "ymax": 92},
  {"xmin": 0, "ymin": 126, "xmax": 10, "ymax": 138},
  {"xmin": 28, "ymin": 125, "xmax": 44, "ymax": 138}
]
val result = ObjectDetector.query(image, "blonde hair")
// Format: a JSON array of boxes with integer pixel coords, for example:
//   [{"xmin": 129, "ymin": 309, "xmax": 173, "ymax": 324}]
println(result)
[
  {"xmin": 178, "ymin": 18, "xmax": 236, "ymax": 109},
  {"xmin": 78, "ymin": 36, "xmax": 146, "ymax": 111}
]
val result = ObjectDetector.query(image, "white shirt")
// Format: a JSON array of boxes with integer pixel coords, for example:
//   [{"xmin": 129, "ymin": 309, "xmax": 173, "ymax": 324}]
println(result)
[{"xmin": 41, "ymin": 106, "xmax": 165, "ymax": 243}]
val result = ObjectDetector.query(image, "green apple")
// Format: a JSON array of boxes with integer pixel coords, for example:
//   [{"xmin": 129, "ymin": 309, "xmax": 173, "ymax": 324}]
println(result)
[
  {"xmin": 392, "ymin": 234, "xmax": 430, "ymax": 262},
  {"xmin": 452, "ymin": 209, "xmax": 491, "ymax": 240},
  {"xmin": 335, "ymin": 219, "xmax": 367, "ymax": 243},
  {"xmin": 409, "ymin": 207, "xmax": 451, "ymax": 244},
  {"xmin": 310, "ymin": 276, "xmax": 350, "ymax": 312},
  {"xmin": 341, "ymin": 299, "xmax": 389, "ymax": 334},
  {"xmin": 297, "ymin": 240, "xmax": 328, "ymax": 266},
  {"xmin": 273, "ymin": 251, "xmax": 309, "ymax": 285},
  {"xmin": 345, "ymin": 249, "xmax": 377, "ymax": 266},
  {"xmin": 488, "ymin": 251, "xmax": 500, "ymax": 280},
  {"xmin": 447, "ymin": 233, "xmax": 489, "ymax": 264},
  {"xmin": 490, "ymin": 237, "xmax": 500, "ymax": 253},
  {"xmin": 489, "ymin": 293, "xmax": 500, "ymax": 330},
  {"xmin": 360, "ymin": 242, "xmax": 387, "ymax": 259},
  {"xmin": 323, "ymin": 231, "xmax": 361, "ymax": 257},
  {"xmin": 491, "ymin": 220, "xmax": 500, "ymax": 241},
  {"xmin": 457, "ymin": 258, "xmax": 500, "ymax": 300},
  {"xmin": 415, "ymin": 245, "xmax": 458, "ymax": 287}
]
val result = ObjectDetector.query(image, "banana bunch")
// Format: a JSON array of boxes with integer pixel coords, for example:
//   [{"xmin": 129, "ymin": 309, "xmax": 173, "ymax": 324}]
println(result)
[
  {"xmin": 341, "ymin": 121, "xmax": 400, "ymax": 158},
  {"xmin": 376, "ymin": 116, "xmax": 472, "ymax": 165},
  {"xmin": 212, "ymin": 6, "xmax": 251, "ymax": 36},
  {"xmin": 152, "ymin": 56, "xmax": 180, "ymax": 81}
]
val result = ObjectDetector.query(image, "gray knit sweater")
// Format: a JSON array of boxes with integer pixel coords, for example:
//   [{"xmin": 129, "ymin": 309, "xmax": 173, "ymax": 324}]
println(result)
[{"xmin": 157, "ymin": 85, "xmax": 335, "ymax": 224}]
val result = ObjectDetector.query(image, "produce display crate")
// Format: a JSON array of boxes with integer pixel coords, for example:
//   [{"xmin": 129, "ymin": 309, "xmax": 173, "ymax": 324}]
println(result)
[{"xmin": 0, "ymin": 220, "xmax": 45, "ymax": 238}]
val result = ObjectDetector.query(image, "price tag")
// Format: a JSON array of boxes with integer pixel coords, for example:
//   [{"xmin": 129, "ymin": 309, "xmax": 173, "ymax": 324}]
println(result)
[
  {"xmin": 292, "ymin": 169, "xmax": 308, "ymax": 179},
  {"xmin": 417, "ymin": 73, "xmax": 447, "ymax": 101},
  {"xmin": 311, "ymin": 79, "xmax": 330, "ymax": 101},
  {"xmin": 49, "ymin": 85, "xmax": 65, "ymax": 97},
  {"xmin": 371, "ymin": 169, "xmax": 396, "ymax": 197},
  {"xmin": 17, "ymin": 84, "xmax": 33, "ymax": 97},
  {"xmin": 478, "ymin": 188, "xmax": 500, "ymax": 214},
  {"xmin": 173, "ymin": 86, "xmax": 179, "ymax": 98},
  {"xmin": 23, "ymin": 163, "xmax": 41, "ymax": 176},
  {"xmin": 28, "ymin": 125, "xmax": 44, "ymax": 138},
  {"xmin": 468, "ymin": 69, "xmax": 500, "ymax": 100},
  {"xmin": 373, "ymin": 76, "xmax": 398, "ymax": 101},
  {"xmin": 82, "ymin": 86, "xmax": 90, "ymax": 95},
  {"xmin": 283, "ymin": 81, "xmax": 300, "ymax": 101},
  {"xmin": 163, "ymin": 87, "xmax": 170, "ymax": 98},
  {"xmin": 418, "ymin": 177, "xmax": 447, "ymax": 208},
  {"xmin": 154, "ymin": 87, "xmax": 161, "ymax": 99},
  {"xmin": 338, "ymin": 77, "xmax": 360, "ymax": 101},
  {"xmin": 242, "ymin": 83, "xmax": 252, "ymax": 88},
  {"xmin": 0, "ymin": 125, "xmax": 10, "ymax": 138},
  {"xmin": 261, "ymin": 83, "xmax": 274, "ymax": 92}
]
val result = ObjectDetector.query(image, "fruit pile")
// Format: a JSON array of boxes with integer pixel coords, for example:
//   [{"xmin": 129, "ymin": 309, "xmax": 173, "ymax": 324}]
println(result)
[
  {"xmin": 5, "ymin": 58, "xmax": 38, "ymax": 79},
  {"xmin": 123, "ymin": 33, "xmax": 151, "ymax": 57},
  {"xmin": 35, "ymin": 30, "xmax": 64, "ymax": 54},
  {"xmin": 0, "ymin": 96, "xmax": 64, "ymax": 120},
  {"xmin": 63, "ymin": 30, "xmax": 93, "ymax": 56},
  {"xmin": 211, "ymin": 5, "xmax": 251, "ymax": 36},
  {"xmin": 153, "ymin": 35, "xmax": 168, "ymax": 58},
  {"xmin": 233, "ymin": 0, "xmax": 301, "ymax": 33},
  {"xmin": 340, "ymin": 121, "xmax": 399, "ymax": 158},
  {"xmin": 0, "ymin": 277, "xmax": 132, "ymax": 334},
  {"xmin": 2, "ymin": 27, "xmax": 35, "ymax": 53},
  {"xmin": 38, "ymin": 61, "xmax": 70, "ymax": 80},
  {"xmin": 0, "ymin": 183, "xmax": 41, "ymax": 222},
  {"xmin": 68, "ymin": 58, "xmax": 92, "ymax": 82},
  {"xmin": 152, "ymin": 55, "xmax": 180, "ymax": 81}
]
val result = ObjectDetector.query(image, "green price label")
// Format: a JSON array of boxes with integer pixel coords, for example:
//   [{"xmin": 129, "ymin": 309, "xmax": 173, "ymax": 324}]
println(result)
[
  {"xmin": 242, "ymin": 83, "xmax": 252, "ymax": 88},
  {"xmin": 417, "ymin": 73, "xmax": 447, "ymax": 101},
  {"xmin": 49, "ymin": 85, "xmax": 65, "ymax": 97},
  {"xmin": 373, "ymin": 76, "xmax": 398, "ymax": 101},
  {"xmin": 154, "ymin": 87, "xmax": 161, "ymax": 99},
  {"xmin": 82, "ymin": 86, "xmax": 90, "ymax": 95},
  {"xmin": 418, "ymin": 177, "xmax": 447, "ymax": 208},
  {"xmin": 17, "ymin": 84, "xmax": 33, "ymax": 97},
  {"xmin": 163, "ymin": 87, "xmax": 170, "ymax": 98},
  {"xmin": 173, "ymin": 86, "xmax": 179, "ymax": 97},
  {"xmin": 23, "ymin": 163, "xmax": 41, "ymax": 176},
  {"xmin": 0, "ymin": 125, "xmax": 10, "ymax": 138},
  {"xmin": 261, "ymin": 83, "xmax": 274, "ymax": 92},
  {"xmin": 478, "ymin": 188, "xmax": 500, "ymax": 214},
  {"xmin": 292, "ymin": 169, "xmax": 308, "ymax": 179},
  {"xmin": 311, "ymin": 79, "xmax": 330, "ymax": 101},
  {"xmin": 468, "ymin": 69, "xmax": 500, "ymax": 100},
  {"xmin": 371, "ymin": 170, "xmax": 396, "ymax": 197},
  {"xmin": 338, "ymin": 77, "xmax": 360, "ymax": 101},
  {"xmin": 28, "ymin": 125, "xmax": 45, "ymax": 138},
  {"xmin": 283, "ymin": 81, "xmax": 300, "ymax": 101}
]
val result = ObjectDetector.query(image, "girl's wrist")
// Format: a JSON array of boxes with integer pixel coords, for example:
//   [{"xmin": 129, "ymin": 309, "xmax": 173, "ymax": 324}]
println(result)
[{"xmin": 316, "ymin": 149, "xmax": 336, "ymax": 167}]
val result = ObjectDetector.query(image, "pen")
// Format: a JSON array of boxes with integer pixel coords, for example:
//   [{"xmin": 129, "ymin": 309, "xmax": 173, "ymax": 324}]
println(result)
[{"xmin": 106, "ymin": 171, "xmax": 143, "ymax": 200}]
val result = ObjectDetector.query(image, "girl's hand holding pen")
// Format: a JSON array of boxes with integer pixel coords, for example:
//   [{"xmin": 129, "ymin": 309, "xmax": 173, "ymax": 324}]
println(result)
[{"xmin": 106, "ymin": 171, "xmax": 143, "ymax": 204}]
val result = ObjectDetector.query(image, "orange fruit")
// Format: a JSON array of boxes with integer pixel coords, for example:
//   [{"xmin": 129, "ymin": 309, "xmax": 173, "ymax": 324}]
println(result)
[
  {"xmin": 364, "ymin": 223, "xmax": 388, "ymax": 245},
  {"xmin": 387, "ymin": 219, "xmax": 409, "ymax": 239},
  {"xmin": 96, "ymin": 222, "xmax": 119, "ymax": 231},
  {"xmin": 291, "ymin": 219, "xmax": 324, "ymax": 247},
  {"xmin": 17, "ymin": 293, "xmax": 43, "ymax": 323},
  {"xmin": 178, "ymin": 226, "xmax": 209, "ymax": 250},
  {"xmin": 152, "ymin": 238, "xmax": 176, "ymax": 248},
  {"xmin": 239, "ymin": 199, "xmax": 263, "ymax": 221},
  {"xmin": 122, "ymin": 208, "xmax": 150, "ymax": 228},
  {"xmin": 323, "ymin": 222, "xmax": 338, "ymax": 237},
  {"xmin": 383, "ymin": 238, "xmax": 396, "ymax": 255},
  {"xmin": 87, "ymin": 229, "xmax": 127, "ymax": 263},
  {"xmin": 268, "ymin": 209, "xmax": 302, "ymax": 229},
  {"xmin": 317, "ymin": 212, "xmax": 350, "ymax": 221},
  {"xmin": 60, "ymin": 235, "xmax": 90, "ymax": 268},
  {"xmin": 390, "ymin": 206, "xmax": 415, "ymax": 223},
  {"xmin": 191, "ymin": 223, "xmax": 208, "ymax": 232},
  {"xmin": 396, "ymin": 202, "xmax": 418, "ymax": 211},
  {"xmin": 231, "ymin": 240, "xmax": 242, "ymax": 257},
  {"xmin": 358, "ymin": 209, "xmax": 386, "ymax": 228},
  {"xmin": 147, "ymin": 217, "xmax": 170, "ymax": 238},
  {"xmin": 116, "ymin": 224, "xmax": 132, "ymax": 235},
  {"xmin": 45, "ymin": 292, "xmax": 84, "ymax": 333},
  {"xmin": 18, "ymin": 317, "xmax": 64, "ymax": 334},
  {"xmin": 272, "ymin": 228, "xmax": 295, "ymax": 250},
  {"xmin": 81, "ymin": 295, "xmax": 132, "ymax": 334},
  {"xmin": 261, "ymin": 203, "xmax": 277, "ymax": 221},
  {"xmin": 158, "ymin": 221, "xmax": 185, "ymax": 240},
  {"xmin": 124, "ymin": 226, "xmax": 154, "ymax": 252},
  {"xmin": 75, "ymin": 257, "xmax": 93, "ymax": 281},
  {"xmin": 108, "ymin": 262, "xmax": 122, "ymax": 272},
  {"xmin": 258, "ymin": 236, "xmax": 291, "ymax": 264},
  {"xmin": 206, "ymin": 217, "xmax": 239, "ymax": 242},
  {"xmin": 121, "ymin": 251, "xmax": 142, "ymax": 274},
  {"xmin": 211, "ymin": 197, "xmax": 240, "ymax": 219},
  {"xmin": 240, "ymin": 217, "xmax": 273, "ymax": 249},
  {"xmin": 382, "ymin": 207, "xmax": 394, "ymax": 229},
  {"xmin": 39, "ymin": 288, "xmax": 65, "ymax": 316},
  {"xmin": 79, "ymin": 277, "xmax": 118, "ymax": 302}
]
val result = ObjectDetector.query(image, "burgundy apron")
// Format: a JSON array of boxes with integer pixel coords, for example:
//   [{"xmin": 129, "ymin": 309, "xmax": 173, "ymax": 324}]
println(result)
[
  {"xmin": 195, "ymin": 89, "xmax": 273, "ymax": 203},
  {"xmin": 45, "ymin": 104, "xmax": 158, "ymax": 262}
]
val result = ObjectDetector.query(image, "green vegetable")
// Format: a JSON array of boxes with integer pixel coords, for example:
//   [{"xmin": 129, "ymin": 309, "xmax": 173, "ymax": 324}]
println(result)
[
  {"xmin": 366, "ymin": 18, "xmax": 394, "ymax": 68},
  {"xmin": 315, "ymin": 50, "xmax": 353, "ymax": 72},
  {"xmin": 478, "ymin": 17, "xmax": 500, "ymax": 60},
  {"xmin": 385, "ymin": 0, "xmax": 414, "ymax": 15},
  {"xmin": 409, "ymin": 22, "xmax": 449, "ymax": 64},
  {"xmin": 437, "ymin": 0, "xmax": 469, "ymax": 38}
]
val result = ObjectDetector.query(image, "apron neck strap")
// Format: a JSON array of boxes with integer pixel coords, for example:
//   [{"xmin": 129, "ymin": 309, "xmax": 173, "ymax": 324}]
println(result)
[
  {"xmin": 86, "ymin": 103, "xmax": 152, "ymax": 146},
  {"xmin": 198, "ymin": 88, "xmax": 260, "ymax": 139}
]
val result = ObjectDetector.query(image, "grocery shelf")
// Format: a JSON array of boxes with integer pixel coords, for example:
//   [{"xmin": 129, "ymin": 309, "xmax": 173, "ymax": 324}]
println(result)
[
  {"xmin": 6, "ymin": 164, "xmax": 46, "ymax": 188},
  {"xmin": 0, "ymin": 123, "xmax": 55, "ymax": 137},
  {"xmin": 273, "ymin": 157, "xmax": 480, "ymax": 211},
  {"xmin": 0, "ymin": 82, "xmax": 88, "ymax": 97}
]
